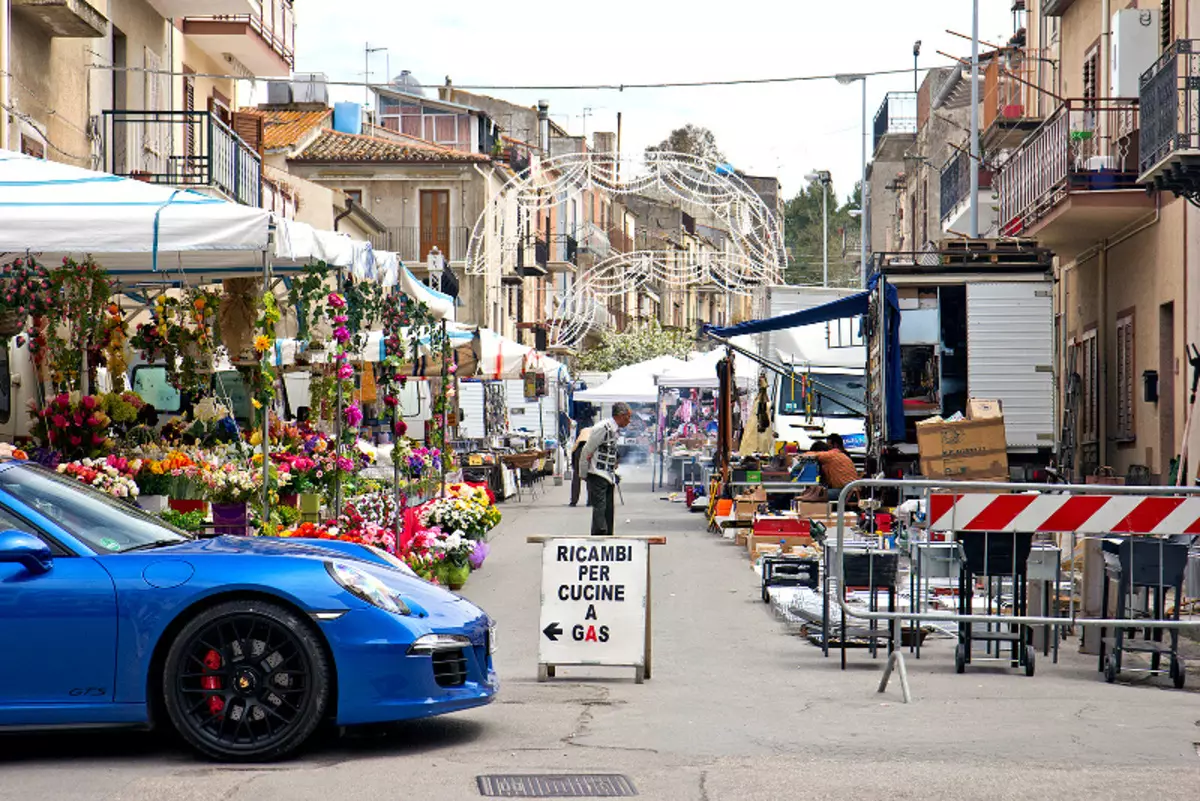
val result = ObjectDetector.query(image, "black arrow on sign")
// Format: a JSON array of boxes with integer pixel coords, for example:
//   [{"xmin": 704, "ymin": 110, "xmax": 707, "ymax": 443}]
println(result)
[{"xmin": 542, "ymin": 622, "xmax": 563, "ymax": 641}]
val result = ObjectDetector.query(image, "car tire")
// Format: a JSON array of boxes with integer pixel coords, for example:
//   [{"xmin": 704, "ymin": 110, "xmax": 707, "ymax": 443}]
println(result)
[{"xmin": 162, "ymin": 599, "xmax": 331, "ymax": 762}]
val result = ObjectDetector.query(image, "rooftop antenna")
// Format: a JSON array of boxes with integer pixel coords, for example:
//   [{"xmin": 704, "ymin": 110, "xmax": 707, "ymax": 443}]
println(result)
[{"xmin": 363, "ymin": 42, "xmax": 387, "ymax": 107}]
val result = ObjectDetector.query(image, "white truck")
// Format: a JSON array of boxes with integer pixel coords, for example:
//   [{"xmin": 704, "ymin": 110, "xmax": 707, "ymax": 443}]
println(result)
[{"xmin": 752, "ymin": 285, "xmax": 868, "ymax": 456}]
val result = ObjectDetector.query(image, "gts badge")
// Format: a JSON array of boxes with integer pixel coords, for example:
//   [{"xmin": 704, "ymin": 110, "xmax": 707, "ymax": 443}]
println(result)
[{"xmin": 69, "ymin": 687, "xmax": 107, "ymax": 697}]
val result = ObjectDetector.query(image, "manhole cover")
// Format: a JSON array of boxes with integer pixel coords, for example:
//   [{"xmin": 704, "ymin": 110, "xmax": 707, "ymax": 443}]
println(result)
[{"xmin": 476, "ymin": 774, "xmax": 637, "ymax": 797}]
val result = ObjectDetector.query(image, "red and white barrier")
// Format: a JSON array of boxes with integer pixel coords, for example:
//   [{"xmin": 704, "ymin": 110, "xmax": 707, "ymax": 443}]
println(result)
[{"xmin": 928, "ymin": 493, "xmax": 1200, "ymax": 535}]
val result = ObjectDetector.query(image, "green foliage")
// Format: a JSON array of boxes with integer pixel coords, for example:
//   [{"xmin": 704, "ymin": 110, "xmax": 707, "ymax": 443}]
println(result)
[
  {"xmin": 576, "ymin": 320, "xmax": 694, "ymax": 373},
  {"xmin": 783, "ymin": 177, "xmax": 863, "ymax": 287},
  {"xmin": 159, "ymin": 509, "xmax": 206, "ymax": 532},
  {"xmin": 645, "ymin": 124, "xmax": 725, "ymax": 163}
]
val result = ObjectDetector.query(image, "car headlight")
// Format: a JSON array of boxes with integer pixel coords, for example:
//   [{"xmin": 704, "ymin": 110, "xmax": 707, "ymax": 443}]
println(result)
[
  {"xmin": 364, "ymin": 545, "xmax": 418, "ymax": 578},
  {"xmin": 408, "ymin": 633, "xmax": 471, "ymax": 654},
  {"xmin": 325, "ymin": 561, "xmax": 411, "ymax": 616},
  {"xmin": 488, "ymin": 622, "xmax": 497, "ymax": 656}
]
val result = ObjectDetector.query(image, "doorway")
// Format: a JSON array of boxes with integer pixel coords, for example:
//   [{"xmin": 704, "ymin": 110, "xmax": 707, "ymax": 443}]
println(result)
[
  {"xmin": 1160, "ymin": 301, "xmax": 1176, "ymax": 481},
  {"xmin": 419, "ymin": 190, "xmax": 450, "ymax": 262}
]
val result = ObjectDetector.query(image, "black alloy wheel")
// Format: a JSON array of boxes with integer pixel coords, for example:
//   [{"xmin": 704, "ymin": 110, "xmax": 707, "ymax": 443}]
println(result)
[{"xmin": 163, "ymin": 600, "xmax": 330, "ymax": 761}]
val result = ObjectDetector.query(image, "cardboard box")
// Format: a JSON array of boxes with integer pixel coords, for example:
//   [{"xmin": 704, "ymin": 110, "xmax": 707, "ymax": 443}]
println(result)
[
  {"xmin": 747, "ymin": 533, "xmax": 815, "ymax": 557},
  {"xmin": 917, "ymin": 415, "xmax": 1009, "ymax": 481},
  {"xmin": 966, "ymin": 398, "xmax": 1003, "ymax": 421},
  {"xmin": 735, "ymin": 499, "xmax": 759, "ymax": 521},
  {"xmin": 791, "ymin": 500, "xmax": 832, "ymax": 518}
]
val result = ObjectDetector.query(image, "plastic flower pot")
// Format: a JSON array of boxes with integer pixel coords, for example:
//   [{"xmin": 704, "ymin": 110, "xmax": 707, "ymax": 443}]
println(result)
[
  {"xmin": 211, "ymin": 502, "xmax": 248, "ymax": 536},
  {"xmin": 300, "ymin": 493, "xmax": 322, "ymax": 523},
  {"xmin": 138, "ymin": 494, "xmax": 169, "ymax": 514},
  {"xmin": 443, "ymin": 562, "xmax": 470, "ymax": 590},
  {"xmin": 169, "ymin": 498, "xmax": 208, "ymax": 516}
]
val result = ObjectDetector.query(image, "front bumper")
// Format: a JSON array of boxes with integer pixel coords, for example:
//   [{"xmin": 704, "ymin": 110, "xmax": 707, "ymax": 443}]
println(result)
[{"xmin": 319, "ymin": 606, "xmax": 497, "ymax": 726}]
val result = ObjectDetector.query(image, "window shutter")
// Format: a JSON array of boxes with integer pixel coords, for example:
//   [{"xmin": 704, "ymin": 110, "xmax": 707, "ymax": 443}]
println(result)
[{"xmin": 232, "ymin": 112, "xmax": 264, "ymax": 153}]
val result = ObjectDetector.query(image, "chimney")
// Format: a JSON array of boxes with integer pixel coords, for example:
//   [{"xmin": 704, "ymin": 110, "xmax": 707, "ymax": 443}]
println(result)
[
  {"xmin": 537, "ymin": 100, "xmax": 550, "ymax": 155},
  {"xmin": 593, "ymin": 132, "xmax": 616, "ymax": 179}
]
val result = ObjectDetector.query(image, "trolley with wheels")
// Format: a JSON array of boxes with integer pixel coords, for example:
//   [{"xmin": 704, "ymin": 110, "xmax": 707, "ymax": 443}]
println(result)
[
  {"xmin": 1099, "ymin": 537, "xmax": 1188, "ymax": 688},
  {"xmin": 953, "ymin": 531, "xmax": 1036, "ymax": 677}
]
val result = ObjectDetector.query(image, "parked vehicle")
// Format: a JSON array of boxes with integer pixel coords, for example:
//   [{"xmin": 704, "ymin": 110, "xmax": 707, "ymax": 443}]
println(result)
[
  {"xmin": 866, "ymin": 242, "xmax": 1056, "ymax": 479},
  {"xmin": 0, "ymin": 459, "xmax": 495, "ymax": 761},
  {"xmin": 753, "ymin": 285, "xmax": 868, "ymax": 455}
]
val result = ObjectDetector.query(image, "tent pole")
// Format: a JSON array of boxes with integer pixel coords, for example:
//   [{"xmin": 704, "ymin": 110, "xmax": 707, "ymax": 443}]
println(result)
[
  {"xmin": 334, "ymin": 264, "xmax": 345, "ymax": 517},
  {"xmin": 440, "ymin": 318, "xmax": 448, "ymax": 499},
  {"xmin": 261, "ymin": 250, "xmax": 272, "ymax": 525}
]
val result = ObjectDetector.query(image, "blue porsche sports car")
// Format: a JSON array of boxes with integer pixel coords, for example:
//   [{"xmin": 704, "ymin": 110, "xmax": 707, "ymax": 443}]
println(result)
[{"xmin": 0, "ymin": 460, "xmax": 496, "ymax": 761}]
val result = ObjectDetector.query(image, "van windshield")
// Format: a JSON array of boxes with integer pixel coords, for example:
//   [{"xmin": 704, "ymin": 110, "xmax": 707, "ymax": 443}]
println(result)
[{"xmin": 777, "ymin": 372, "xmax": 867, "ymax": 418}]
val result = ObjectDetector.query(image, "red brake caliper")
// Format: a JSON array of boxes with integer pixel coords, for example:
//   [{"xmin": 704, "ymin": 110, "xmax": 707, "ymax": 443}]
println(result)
[{"xmin": 202, "ymin": 649, "xmax": 225, "ymax": 716}]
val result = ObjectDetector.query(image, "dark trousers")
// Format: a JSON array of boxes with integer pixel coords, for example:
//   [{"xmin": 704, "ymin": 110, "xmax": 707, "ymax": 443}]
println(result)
[
  {"xmin": 587, "ymin": 474, "xmax": 615, "ymax": 536},
  {"xmin": 570, "ymin": 443, "xmax": 585, "ymax": 505}
]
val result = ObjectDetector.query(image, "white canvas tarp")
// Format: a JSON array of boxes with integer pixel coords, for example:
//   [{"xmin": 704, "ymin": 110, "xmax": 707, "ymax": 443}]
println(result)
[
  {"xmin": 656, "ymin": 340, "xmax": 759, "ymax": 389},
  {"xmin": 574, "ymin": 355, "xmax": 687, "ymax": 404}
]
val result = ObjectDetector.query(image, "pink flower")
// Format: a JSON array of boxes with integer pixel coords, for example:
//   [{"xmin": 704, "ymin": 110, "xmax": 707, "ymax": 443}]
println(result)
[
  {"xmin": 327, "ymin": 292, "xmax": 347, "ymax": 308},
  {"xmin": 81, "ymin": 395, "xmax": 97, "ymax": 411},
  {"xmin": 86, "ymin": 415, "xmax": 102, "ymax": 428},
  {"xmin": 336, "ymin": 456, "xmax": 355, "ymax": 472},
  {"xmin": 334, "ymin": 314, "xmax": 348, "ymax": 324},
  {"xmin": 344, "ymin": 403, "xmax": 363, "ymax": 428},
  {"xmin": 51, "ymin": 414, "xmax": 67, "ymax": 428},
  {"xmin": 337, "ymin": 363, "xmax": 354, "ymax": 380},
  {"xmin": 333, "ymin": 326, "xmax": 351, "ymax": 344},
  {"xmin": 91, "ymin": 433, "xmax": 105, "ymax": 445},
  {"xmin": 69, "ymin": 436, "xmax": 82, "ymax": 447}
]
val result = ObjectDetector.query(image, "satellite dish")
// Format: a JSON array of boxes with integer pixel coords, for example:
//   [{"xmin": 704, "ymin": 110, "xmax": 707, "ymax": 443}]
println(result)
[{"xmin": 390, "ymin": 70, "xmax": 425, "ymax": 96}]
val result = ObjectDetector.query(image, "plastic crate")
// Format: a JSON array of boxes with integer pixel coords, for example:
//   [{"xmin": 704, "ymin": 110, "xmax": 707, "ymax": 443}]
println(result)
[
  {"xmin": 1101, "ymin": 538, "xmax": 1188, "ymax": 588},
  {"xmin": 841, "ymin": 550, "xmax": 899, "ymax": 588}
]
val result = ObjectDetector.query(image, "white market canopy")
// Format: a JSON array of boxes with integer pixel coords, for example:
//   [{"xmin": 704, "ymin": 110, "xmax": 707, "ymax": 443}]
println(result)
[
  {"xmin": 655, "ymin": 340, "xmax": 759, "ymax": 390},
  {"xmin": 574, "ymin": 355, "xmax": 688, "ymax": 404},
  {"xmin": 0, "ymin": 150, "xmax": 453, "ymax": 319}
]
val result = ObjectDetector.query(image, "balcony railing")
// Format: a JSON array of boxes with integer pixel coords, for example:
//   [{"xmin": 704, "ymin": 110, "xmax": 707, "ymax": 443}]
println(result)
[
  {"xmin": 607, "ymin": 225, "xmax": 634, "ymax": 254},
  {"xmin": 873, "ymin": 92, "xmax": 918, "ymax": 154},
  {"xmin": 1139, "ymin": 39, "xmax": 1200, "ymax": 184},
  {"xmin": 186, "ymin": 0, "xmax": 295, "ymax": 69},
  {"xmin": 982, "ymin": 48, "xmax": 1040, "ymax": 133},
  {"xmin": 367, "ymin": 226, "xmax": 470, "ymax": 263},
  {"xmin": 535, "ymin": 236, "xmax": 550, "ymax": 268},
  {"xmin": 102, "ymin": 110, "xmax": 261, "ymax": 207},
  {"xmin": 577, "ymin": 222, "xmax": 611, "ymax": 257},
  {"xmin": 997, "ymin": 98, "xmax": 1140, "ymax": 238},
  {"xmin": 939, "ymin": 148, "xmax": 994, "ymax": 224}
]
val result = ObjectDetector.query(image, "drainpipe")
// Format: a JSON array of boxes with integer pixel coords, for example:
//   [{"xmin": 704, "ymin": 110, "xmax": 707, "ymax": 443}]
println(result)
[
  {"xmin": 1100, "ymin": 0, "xmax": 1111, "ymax": 139},
  {"xmin": 1098, "ymin": 247, "xmax": 1109, "ymax": 468},
  {"xmin": 1, "ymin": 0, "xmax": 10, "ymax": 150},
  {"xmin": 333, "ymin": 196, "xmax": 354, "ymax": 231}
]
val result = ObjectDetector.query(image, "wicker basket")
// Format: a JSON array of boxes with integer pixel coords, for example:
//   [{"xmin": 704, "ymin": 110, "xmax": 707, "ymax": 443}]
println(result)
[{"xmin": 0, "ymin": 309, "xmax": 24, "ymax": 339}]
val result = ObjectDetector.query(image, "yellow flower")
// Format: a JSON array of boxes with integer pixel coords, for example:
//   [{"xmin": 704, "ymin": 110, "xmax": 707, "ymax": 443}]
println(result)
[
  {"xmin": 250, "ymin": 431, "xmax": 262, "ymax": 446},
  {"xmin": 254, "ymin": 335, "xmax": 271, "ymax": 353},
  {"xmin": 252, "ymin": 398, "xmax": 263, "ymax": 410}
]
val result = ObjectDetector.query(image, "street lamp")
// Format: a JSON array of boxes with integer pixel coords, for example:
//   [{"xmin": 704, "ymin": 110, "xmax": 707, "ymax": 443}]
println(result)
[
  {"xmin": 913, "ymin": 40, "xmax": 922, "ymax": 93},
  {"xmin": 804, "ymin": 170, "xmax": 831, "ymax": 287},
  {"xmin": 836, "ymin": 73, "xmax": 868, "ymax": 287}
]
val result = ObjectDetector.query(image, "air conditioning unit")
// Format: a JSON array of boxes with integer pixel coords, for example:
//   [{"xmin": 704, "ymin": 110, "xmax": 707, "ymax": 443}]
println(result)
[{"xmin": 267, "ymin": 81, "xmax": 292, "ymax": 105}]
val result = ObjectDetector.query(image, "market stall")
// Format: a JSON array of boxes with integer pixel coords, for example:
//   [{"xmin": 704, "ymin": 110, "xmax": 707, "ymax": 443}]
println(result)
[{"xmin": 0, "ymin": 150, "xmax": 501, "ymax": 588}]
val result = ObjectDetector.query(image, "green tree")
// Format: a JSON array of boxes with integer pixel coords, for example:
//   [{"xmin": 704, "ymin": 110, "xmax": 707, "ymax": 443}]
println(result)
[
  {"xmin": 783, "ymin": 176, "xmax": 862, "ymax": 287},
  {"xmin": 645, "ymin": 124, "xmax": 725, "ymax": 163},
  {"xmin": 576, "ymin": 320, "xmax": 695, "ymax": 373}
]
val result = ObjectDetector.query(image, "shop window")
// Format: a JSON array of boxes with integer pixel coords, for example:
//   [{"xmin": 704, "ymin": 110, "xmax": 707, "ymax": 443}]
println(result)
[
  {"xmin": 1115, "ymin": 312, "xmax": 1135, "ymax": 441},
  {"xmin": 827, "ymin": 317, "xmax": 863, "ymax": 348}
]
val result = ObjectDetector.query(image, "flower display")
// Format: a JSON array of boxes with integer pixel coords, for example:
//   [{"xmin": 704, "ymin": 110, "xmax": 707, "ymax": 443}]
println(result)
[
  {"xmin": 30, "ymin": 393, "xmax": 114, "ymax": 460},
  {"xmin": 57, "ymin": 457, "xmax": 140, "ymax": 500},
  {"xmin": 418, "ymin": 482, "xmax": 501, "ymax": 541}
]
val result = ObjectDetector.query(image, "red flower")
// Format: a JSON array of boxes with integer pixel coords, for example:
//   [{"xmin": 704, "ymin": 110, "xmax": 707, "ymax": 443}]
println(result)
[{"xmin": 393, "ymin": 420, "xmax": 408, "ymax": 436}]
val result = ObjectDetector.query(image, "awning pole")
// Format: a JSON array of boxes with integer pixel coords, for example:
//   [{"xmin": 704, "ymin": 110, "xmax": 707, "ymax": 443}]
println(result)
[
  {"xmin": 261, "ymin": 250, "xmax": 272, "ymax": 524},
  {"xmin": 334, "ymin": 264, "xmax": 345, "ymax": 516}
]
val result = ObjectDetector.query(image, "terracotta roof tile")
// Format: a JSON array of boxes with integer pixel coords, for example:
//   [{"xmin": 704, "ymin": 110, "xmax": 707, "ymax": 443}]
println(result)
[
  {"xmin": 238, "ymin": 108, "xmax": 332, "ymax": 151},
  {"xmin": 294, "ymin": 128, "xmax": 491, "ymax": 164}
]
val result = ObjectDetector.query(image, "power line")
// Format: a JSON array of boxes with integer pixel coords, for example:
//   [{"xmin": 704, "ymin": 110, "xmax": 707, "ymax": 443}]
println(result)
[{"xmin": 84, "ymin": 62, "xmax": 964, "ymax": 92}]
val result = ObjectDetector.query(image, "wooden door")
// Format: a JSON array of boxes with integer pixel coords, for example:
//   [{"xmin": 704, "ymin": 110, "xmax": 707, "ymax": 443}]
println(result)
[{"xmin": 420, "ymin": 190, "xmax": 450, "ymax": 261}]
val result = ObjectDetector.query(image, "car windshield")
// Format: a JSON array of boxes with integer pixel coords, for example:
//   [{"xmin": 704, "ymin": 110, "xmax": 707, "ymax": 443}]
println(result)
[
  {"xmin": 777, "ymin": 372, "xmax": 867, "ymax": 418},
  {"xmin": 0, "ymin": 464, "xmax": 190, "ymax": 554}
]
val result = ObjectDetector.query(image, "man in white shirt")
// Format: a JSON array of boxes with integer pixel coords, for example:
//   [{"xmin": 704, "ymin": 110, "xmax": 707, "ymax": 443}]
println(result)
[{"xmin": 580, "ymin": 402, "xmax": 632, "ymax": 536}]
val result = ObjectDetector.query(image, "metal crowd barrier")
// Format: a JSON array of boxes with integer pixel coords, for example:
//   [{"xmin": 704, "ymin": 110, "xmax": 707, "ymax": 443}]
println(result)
[{"xmin": 830, "ymin": 478, "xmax": 1200, "ymax": 702}]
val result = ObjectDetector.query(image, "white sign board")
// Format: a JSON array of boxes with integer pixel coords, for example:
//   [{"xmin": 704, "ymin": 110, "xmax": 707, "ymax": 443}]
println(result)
[{"xmin": 537, "ymin": 538, "xmax": 648, "ymax": 668}]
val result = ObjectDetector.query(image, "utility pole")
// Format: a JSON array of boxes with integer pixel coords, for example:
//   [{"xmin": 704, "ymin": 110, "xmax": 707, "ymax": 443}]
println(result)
[
  {"xmin": 968, "ymin": 0, "xmax": 980, "ymax": 238},
  {"xmin": 805, "ymin": 171, "xmax": 831, "ymax": 286},
  {"xmin": 364, "ymin": 42, "xmax": 386, "ymax": 107}
]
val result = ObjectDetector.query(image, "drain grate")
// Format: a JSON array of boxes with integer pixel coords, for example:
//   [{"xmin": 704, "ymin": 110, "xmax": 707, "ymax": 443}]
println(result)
[{"xmin": 476, "ymin": 774, "xmax": 637, "ymax": 797}]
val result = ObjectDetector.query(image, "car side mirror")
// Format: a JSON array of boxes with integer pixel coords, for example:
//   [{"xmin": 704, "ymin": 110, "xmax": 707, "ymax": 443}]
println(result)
[{"xmin": 0, "ymin": 530, "xmax": 53, "ymax": 574}]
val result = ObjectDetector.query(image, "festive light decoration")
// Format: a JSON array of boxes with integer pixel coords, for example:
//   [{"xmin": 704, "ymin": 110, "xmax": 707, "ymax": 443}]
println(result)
[{"xmin": 465, "ymin": 151, "xmax": 784, "ymax": 349}]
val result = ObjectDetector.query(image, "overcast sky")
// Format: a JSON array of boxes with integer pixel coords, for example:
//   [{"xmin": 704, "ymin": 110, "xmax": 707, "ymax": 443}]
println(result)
[{"xmin": 287, "ymin": 1, "xmax": 1015, "ymax": 205}]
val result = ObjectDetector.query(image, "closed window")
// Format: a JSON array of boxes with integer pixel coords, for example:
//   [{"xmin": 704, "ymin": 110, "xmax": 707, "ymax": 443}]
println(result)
[
  {"xmin": 1115, "ymin": 312, "xmax": 1135, "ymax": 440},
  {"xmin": 1080, "ymin": 328, "xmax": 1098, "ymax": 443}
]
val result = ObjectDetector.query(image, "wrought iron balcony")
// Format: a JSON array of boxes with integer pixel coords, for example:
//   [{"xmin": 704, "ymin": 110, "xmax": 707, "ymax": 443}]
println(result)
[
  {"xmin": 997, "ymin": 98, "xmax": 1143, "ymax": 245},
  {"xmin": 181, "ymin": 0, "xmax": 295, "ymax": 77},
  {"xmin": 873, "ymin": 92, "xmax": 917, "ymax": 159},
  {"xmin": 367, "ymin": 226, "xmax": 469, "ymax": 264},
  {"xmin": 102, "ymin": 110, "xmax": 261, "ymax": 207},
  {"xmin": 939, "ymin": 149, "xmax": 993, "ymax": 228},
  {"xmin": 1139, "ymin": 39, "xmax": 1200, "ymax": 197}
]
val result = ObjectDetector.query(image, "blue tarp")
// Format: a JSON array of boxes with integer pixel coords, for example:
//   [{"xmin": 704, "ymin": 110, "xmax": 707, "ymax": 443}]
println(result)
[{"xmin": 702, "ymin": 281, "xmax": 906, "ymax": 444}]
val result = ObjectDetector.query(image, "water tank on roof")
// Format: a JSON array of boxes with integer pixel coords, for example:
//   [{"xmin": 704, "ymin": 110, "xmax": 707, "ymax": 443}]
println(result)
[
  {"xmin": 390, "ymin": 70, "xmax": 425, "ymax": 96},
  {"xmin": 333, "ymin": 102, "xmax": 363, "ymax": 136},
  {"xmin": 292, "ymin": 73, "xmax": 329, "ymax": 104}
]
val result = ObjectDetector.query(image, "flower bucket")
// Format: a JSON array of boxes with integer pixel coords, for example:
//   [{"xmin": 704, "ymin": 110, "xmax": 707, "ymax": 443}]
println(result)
[
  {"xmin": 278, "ymin": 494, "xmax": 299, "ymax": 509},
  {"xmin": 138, "ymin": 494, "xmax": 169, "ymax": 514},
  {"xmin": 169, "ymin": 498, "xmax": 208, "ymax": 516},
  {"xmin": 212, "ymin": 502, "xmax": 248, "ymax": 536},
  {"xmin": 300, "ymin": 493, "xmax": 322, "ymax": 523},
  {"xmin": 443, "ymin": 562, "xmax": 470, "ymax": 591}
]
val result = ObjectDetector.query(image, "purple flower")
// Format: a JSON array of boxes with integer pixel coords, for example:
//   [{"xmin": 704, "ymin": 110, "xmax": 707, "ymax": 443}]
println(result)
[
  {"xmin": 337, "ymin": 362, "xmax": 355, "ymax": 380},
  {"xmin": 327, "ymin": 292, "xmax": 347, "ymax": 309},
  {"xmin": 333, "ymin": 326, "xmax": 351, "ymax": 344},
  {"xmin": 468, "ymin": 540, "xmax": 489, "ymax": 570},
  {"xmin": 336, "ymin": 456, "xmax": 355, "ymax": 472},
  {"xmin": 344, "ymin": 402, "xmax": 363, "ymax": 428}
]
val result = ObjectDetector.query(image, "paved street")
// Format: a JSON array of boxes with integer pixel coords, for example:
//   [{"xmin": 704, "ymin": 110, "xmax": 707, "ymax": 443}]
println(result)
[{"xmin": 4, "ymin": 469, "xmax": 1200, "ymax": 800}]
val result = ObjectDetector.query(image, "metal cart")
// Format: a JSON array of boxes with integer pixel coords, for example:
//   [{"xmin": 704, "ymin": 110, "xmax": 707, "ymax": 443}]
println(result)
[
  {"xmin": 761, "ymin": 554, "xmax": 820, "ymax": 603},
  {"xmin": 1099, "ymin": 537, "xmax": 1188, "ymax": 688},
  {"xmin": 954, "ymin": 531, "xmax": 1036, "ymax": 677},
  {"xmin": 822, "ymin": 546, "xmax": 900, "ymax": 670}
]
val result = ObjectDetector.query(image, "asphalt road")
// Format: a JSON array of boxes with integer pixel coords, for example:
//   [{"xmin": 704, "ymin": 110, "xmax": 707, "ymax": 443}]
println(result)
[{"xmin": 4, "ymin": 467, "xmax": 1200, "ymax": 800}]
